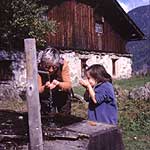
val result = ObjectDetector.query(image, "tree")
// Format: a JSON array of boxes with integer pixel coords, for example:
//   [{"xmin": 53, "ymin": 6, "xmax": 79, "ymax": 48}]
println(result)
[{"xmin": 0, "ymin": 0, "xmax": 57, "ymax": 50}]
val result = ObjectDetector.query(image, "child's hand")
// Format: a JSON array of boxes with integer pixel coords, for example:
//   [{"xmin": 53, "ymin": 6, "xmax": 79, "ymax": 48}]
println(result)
[{"xmin": 79, "ymin": 79, "xmax": 90, "ymax": 88}]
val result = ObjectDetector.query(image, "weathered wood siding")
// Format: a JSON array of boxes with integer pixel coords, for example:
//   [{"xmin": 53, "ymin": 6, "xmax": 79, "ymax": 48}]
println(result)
[
  {"xmin": 47, "ymin": 1, "xmax": 95, "ymax": 50},
  {"xmin": 103, "ymin": 20, "xmax": 126, "ymax": 53},
  {"xmin": 74, "ymin": 2, "xmax": 95, "ymax": 50},
  {"xmin": 47, "ymin": 1, "xmax": 73, "ymax": 48},
  {"xmin": 47, "ymin": 1, "xmax": 126, "ymax": 53}
]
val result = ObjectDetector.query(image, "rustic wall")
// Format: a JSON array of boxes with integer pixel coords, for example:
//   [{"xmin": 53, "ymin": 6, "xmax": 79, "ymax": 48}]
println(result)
[
  {"xmin": 0, "ymin": 50, "xmax": 132, "ymax": 91},
  {"xmin": 61, "ymin": 52, "xmax": 81, "ymax": 86},
  {"xmin": 0, "ymin": 50, "xmax": 26, "ymax": 91},
  {"xmin": 62, "ymin": 51, "xmax": 132, "ymax": 85}
]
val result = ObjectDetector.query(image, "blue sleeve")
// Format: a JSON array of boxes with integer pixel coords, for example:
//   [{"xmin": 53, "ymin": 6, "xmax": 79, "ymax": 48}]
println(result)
[{"xmin": 95, "ymin": 86, "xmax": 113, "ymax": 104}]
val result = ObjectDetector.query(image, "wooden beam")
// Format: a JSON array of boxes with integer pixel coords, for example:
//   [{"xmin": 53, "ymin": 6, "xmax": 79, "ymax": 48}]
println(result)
[{"xmin": 24, "ymin": 38, "xmax": 43, "ymax": 150}]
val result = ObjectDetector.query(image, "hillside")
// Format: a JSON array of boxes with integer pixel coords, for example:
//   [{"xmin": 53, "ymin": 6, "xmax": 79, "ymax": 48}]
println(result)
[{"xmin": 127, "ymin": 5, "xmax": 150, "ymax": 73}]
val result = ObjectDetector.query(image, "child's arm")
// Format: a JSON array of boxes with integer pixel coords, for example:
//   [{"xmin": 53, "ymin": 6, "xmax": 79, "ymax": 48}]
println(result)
[
  {"xmin": 79, "ymin": 79, "xmax": 97, "ymax": 104},
  {"xmin": 86, "ymin": 84, "xmax": 97, "ymax": 104}
]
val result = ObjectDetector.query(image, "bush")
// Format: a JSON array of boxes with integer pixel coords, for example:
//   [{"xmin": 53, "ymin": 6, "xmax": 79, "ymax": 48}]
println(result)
[{"xmin": 0, "ymin": 0, "xmax": 57, "ymax": 50}]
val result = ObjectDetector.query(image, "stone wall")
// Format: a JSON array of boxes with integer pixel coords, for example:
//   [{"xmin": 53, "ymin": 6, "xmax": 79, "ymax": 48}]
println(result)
[
  {"xmin": 62, "ymin": 51, "xmax": 132, "ymax": 85},
  {"xmin": 62, "ymin": 52, "xmax": 81, "ymax": 86},
  {"xmin": 0, "ymin": 50, "xmax": 26, "ymax": 91},
  {"xmin": 0, "ymin": 50, "xmax": 132, "ymax": 91}
]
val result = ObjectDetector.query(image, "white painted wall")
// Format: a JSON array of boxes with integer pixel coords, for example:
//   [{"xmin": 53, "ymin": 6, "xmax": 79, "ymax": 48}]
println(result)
[
  {"xmin": 0, "ymin": 50, "xmax": 132, "ymax": 89},
  {"xmin": 62, "ymin": 51, "xmax": 132, "ymax": 85}
]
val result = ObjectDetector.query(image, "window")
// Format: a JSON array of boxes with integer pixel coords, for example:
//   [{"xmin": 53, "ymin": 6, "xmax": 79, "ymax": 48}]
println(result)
[
  {"xmin": 0, "ymin": 60, "xmax": 13, "ymax": 81},
  {"xmin": 95, "ymin": 23, "xmax": 103, "ymax": 34},
  {"xmin": 112, "ymin": 59, "xmax": 117, "ymax": 76},
  {"xmin": 94, "ymin": 15, "xmax": 104, "ymax": 50},
  {"xmin": 95, "ymin": 23, "xmax": 103, "ymax": 50}
]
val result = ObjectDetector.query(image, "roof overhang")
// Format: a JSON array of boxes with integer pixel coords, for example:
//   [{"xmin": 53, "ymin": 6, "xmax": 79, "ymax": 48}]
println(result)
[{"xmin": 93, "ymin": 0, "xmax": 144, "ymax": 41}]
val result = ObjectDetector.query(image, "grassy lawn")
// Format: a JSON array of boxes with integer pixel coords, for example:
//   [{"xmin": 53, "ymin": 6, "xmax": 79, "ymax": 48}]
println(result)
[
  {"xmin": 113, "ymin": 75, "xmax": 150, "ymax": 90},
  {"xmin": 118, "ymin": 99, "xmax": 150, "ymax": 150},
  {"xmin": 72, "ymin": 76, "xmax": 150, "ymax": 150}
]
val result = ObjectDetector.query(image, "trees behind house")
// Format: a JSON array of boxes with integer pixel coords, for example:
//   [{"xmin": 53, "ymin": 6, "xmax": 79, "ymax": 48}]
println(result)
[{"xmin": 0, "ymin": 0, "xmax": 57, "ymax": 50}]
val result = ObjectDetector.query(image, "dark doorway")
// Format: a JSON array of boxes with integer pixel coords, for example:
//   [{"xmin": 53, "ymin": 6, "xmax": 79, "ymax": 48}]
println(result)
[
  {"xmin": 112, "ymin": 59, "xmax": 118, "ymax": 76},
  {"xmin": 0, "ymin": 60, "xmax": 13, "ymax": 81}
]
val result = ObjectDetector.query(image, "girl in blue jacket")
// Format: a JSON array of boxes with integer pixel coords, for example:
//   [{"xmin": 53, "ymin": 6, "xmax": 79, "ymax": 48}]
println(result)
[{"xmin": 79, "ymin": 64, "xmax": 118, "ymax": 125}]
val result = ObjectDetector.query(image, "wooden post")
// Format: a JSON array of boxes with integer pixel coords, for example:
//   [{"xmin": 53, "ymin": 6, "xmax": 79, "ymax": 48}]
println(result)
[{"xmin": 24, "ymin": 38, "xmax": 43, "ymax": 150}]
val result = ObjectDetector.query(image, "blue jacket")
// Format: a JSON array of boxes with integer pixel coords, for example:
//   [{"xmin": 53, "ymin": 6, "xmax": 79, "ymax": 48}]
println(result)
[{"xmin": 87, "ymin": 82, "xmax": 118, "ymax": 125}]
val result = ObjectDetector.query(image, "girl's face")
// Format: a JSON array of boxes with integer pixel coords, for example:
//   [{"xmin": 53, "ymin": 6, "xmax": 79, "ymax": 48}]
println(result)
[{"xmin": 86, "ymin": 73, "xmax": 97, "ymax": 87}]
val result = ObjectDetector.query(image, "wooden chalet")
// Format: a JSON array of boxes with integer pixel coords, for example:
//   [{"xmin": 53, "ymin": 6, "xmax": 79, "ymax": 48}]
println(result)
[{"xmin": 44, "ymin": 0, "xmax": 144, "ymax": 53}]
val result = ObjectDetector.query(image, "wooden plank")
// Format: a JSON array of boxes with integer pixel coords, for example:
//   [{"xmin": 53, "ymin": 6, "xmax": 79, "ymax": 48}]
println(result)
[
  {"xmin": 24, "ymin": 38, "xmax": 43, "ymax": 150},
  {"xmin": 91, "ymin": 7, "xmax": 95, "ymax": 49}
]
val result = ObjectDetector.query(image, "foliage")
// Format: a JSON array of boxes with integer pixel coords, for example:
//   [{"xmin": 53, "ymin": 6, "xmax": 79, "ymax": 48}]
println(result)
[
  {"xmin": 73, "ymin": 86, "xmax": 85, "ymax": 96},
  {"xmin": 71, "ymin": 101, "xmax": 88, "ymax": 119},
  {"xmin": 118, "ymin": 99, "xmax": 150, "ymax": 150},
  {"xmin": 0, "ymin": 0, "xmax": 57, "ymax": 50}
]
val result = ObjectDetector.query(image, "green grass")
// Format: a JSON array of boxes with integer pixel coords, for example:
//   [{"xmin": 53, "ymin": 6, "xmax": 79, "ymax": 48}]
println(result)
[
  {"xmin": 73, "ymin": 75, "xmax": 150, "ymax": 93},
  {"xmin": 118, "ymin": 99, "xmax": 150, "ymax": 150},
  {"xmin": 113, "ymin": 75, "xmax": 150, "ymax": 90},
  {"xmin": 72, "ymin": 76, "xmax": 150, "ymax": 150}
]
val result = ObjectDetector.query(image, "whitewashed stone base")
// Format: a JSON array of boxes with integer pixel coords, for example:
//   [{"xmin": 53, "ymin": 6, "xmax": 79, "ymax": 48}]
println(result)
[
  {"xmin": 62, "ymin": 51, "xmax": 132, "ymax": 86},
  {"xmin": 0, "ymin": 50, "xmax": 132, "ymax": 90}
]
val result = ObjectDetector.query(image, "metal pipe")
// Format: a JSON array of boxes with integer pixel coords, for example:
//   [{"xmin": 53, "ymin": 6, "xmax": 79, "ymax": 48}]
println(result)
[{"xmin": 38, "ymin": 70, "xmax": 49, "ymax": 75}]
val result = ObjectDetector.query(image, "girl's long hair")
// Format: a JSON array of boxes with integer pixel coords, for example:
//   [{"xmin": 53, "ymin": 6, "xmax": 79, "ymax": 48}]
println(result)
[{"xmin": 86, "ymin": 64, "xmax": 112, "ymax": 83}]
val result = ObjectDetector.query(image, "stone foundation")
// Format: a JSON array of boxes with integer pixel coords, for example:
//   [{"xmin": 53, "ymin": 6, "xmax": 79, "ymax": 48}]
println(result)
[
  {"xmin": 63, "ymin": 51, "xmax": 132, "ymax": 85},
  {"xmin": 0, "ymin": 50, "xmax": 132, "ymax": 91}
]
